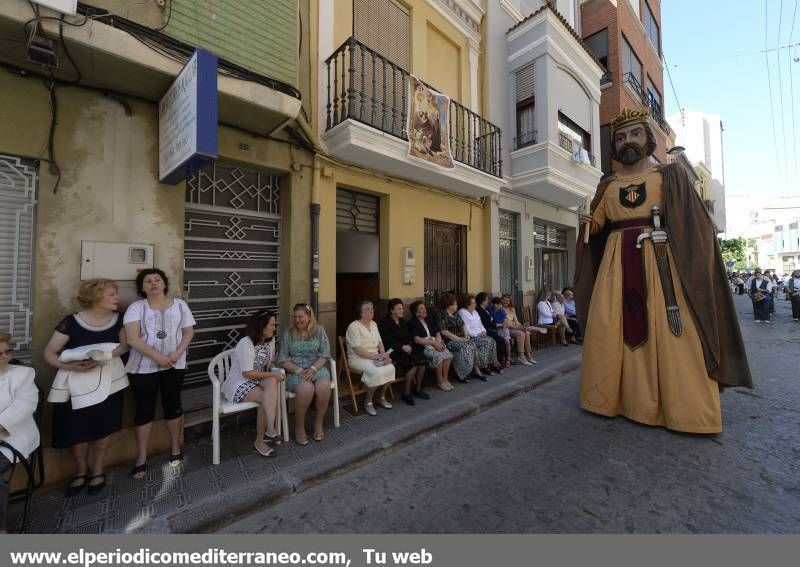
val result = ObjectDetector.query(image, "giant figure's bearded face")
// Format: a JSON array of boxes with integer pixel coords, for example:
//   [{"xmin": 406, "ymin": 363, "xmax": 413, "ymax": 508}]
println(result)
[{"xmin": 613, "ymin": 124, "xmax": 648, "ymax": 165}]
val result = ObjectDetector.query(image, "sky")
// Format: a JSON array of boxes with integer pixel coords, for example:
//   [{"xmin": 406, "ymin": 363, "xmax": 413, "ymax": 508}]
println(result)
[{"xmin": 661, "ymin": 0, "xmax": 800, "ymax": 198}]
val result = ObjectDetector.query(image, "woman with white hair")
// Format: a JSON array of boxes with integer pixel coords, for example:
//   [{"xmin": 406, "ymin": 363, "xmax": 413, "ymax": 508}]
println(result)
[{"xmin": 345, "ymin": 301, "xmax": 396, "ymax": 416}]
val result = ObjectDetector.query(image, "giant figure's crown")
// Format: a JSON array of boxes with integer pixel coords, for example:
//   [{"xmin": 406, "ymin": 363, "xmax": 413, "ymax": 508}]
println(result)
[{"xmin": 611, "ymin": 108, "xmax": 652, "ymax": 133}]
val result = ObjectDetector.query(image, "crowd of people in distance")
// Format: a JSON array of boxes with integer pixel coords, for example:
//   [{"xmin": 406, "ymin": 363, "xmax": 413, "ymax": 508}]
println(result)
[{"xmin": 729, "ymin": 269, "xmax": 800, "ymax": 323}]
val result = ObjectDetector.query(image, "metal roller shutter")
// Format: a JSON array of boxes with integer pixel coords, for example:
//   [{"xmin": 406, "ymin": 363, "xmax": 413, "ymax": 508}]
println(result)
[{"xmin": 336, "ymin": 189, "xmax": 379, "ymax": 233}]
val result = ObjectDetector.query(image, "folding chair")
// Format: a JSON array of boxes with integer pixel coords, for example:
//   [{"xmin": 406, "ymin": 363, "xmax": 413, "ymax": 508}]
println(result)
[
  {"xmin": 337, "ymin": 336, "xmax": 368, "ymax": 413},
  {"xmin": 278, "ymin": 358, "xmax": 340, "ymax": 443}
]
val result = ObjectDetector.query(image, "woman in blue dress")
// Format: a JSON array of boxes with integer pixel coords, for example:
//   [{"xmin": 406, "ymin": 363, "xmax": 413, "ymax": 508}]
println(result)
[{"xmin": 278, "ymin": 304, "xmax": 332, "ymax": 445}]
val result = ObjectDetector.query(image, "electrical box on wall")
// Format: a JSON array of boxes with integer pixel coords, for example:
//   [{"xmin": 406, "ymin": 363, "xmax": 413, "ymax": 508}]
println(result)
[{"xmin": 81, "ymin": 241, "xmax": 154, "ymax": 281}]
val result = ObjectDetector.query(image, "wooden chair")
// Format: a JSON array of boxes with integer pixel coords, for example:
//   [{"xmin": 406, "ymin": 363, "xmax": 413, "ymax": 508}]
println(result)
[
  {"xmin": 337, "ymin": 336, "xmax": 368, "ymax": 413},
  {"xmin": 522, "ymin": 305, "xmax": 558, "ymax": 348},
  {"xmin": 278, "ymin": 357, "xmax": 340, "ymax": 443}
]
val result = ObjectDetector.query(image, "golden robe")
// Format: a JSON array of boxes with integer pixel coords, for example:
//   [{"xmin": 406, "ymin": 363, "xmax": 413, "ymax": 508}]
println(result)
[{"xmin": 579, "ymin": 167, "xmax": 722, "ymax": 433}]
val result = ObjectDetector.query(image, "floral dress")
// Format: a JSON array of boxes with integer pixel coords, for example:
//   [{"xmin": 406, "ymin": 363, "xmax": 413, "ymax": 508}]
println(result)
[
  {"xmin": 434, "ymin": 310, "xmax": 478, "ymax": 380},
  {"xmin": 277, "ymin": 328, "xmax": 332, "ymax": 392}
]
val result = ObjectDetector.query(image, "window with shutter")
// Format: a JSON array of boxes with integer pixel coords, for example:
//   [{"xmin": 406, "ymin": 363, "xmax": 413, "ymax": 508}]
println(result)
[
  {"xmin": 354, "ymin": 0, "xmax": 411, "ymax": 70},
  {"xmin": 0, "ymin": 155, "xmax": 37, "ymax": 361},
  {"xmin": 515, "ymin": 64, "xmax": 536, "ymax": 149}
]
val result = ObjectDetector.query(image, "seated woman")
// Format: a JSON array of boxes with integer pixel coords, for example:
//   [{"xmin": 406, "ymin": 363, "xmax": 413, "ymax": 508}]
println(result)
[
  {"xmin": 408, "ymin": 301, "xmax": 453, "ymax": 392},
  {"xmin": 278, "ymin": 304, "xmax": 332, "ymax": 444},
  {"xmin": 0, "ymin": 333, "xmax": 40, "ymax": 534},
  {"xmin": 44, "ymin": 279, "xmax": 129, "ymax": 496},
  {"xmin": 561, "ymin": 287, "xmax": 582, "ymax": 342},
  {"xmin": 536, "ymin": 289, "xmax": 569, "ymax": 346},
  {"xmin": 345, "ymin": 301, "xmax": 396, "ymax": 416},
  {"xmin": 378, "ymin": 299, "xmax": 429, "ymax": 406},
  {"xmin": 222, "ymin": 311, "xmax": 283, "ymax": 456},
  {"xmin": 499, "ymin": 294, "xmax": 540, "ymax": 365},
  {"xmin": 435, "ymin": 294, "xmax": 485, "ymax": 382},
  {"xmin": 472, "ymin": 293, "xmax": 506, "ymax": 373}
]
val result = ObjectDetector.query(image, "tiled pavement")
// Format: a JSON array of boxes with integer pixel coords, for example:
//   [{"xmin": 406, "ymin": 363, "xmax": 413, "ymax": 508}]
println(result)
[{"xmin": 8, "ymin": 346, "xmax": 582, "ymax": 533}]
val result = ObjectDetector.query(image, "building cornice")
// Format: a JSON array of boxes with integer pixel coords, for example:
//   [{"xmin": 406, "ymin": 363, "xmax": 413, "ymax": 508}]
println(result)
[
  {"xmin": 426, "ymin": 0, "xmax": 483, "ymax": 47},
  {"xmin": 500, "ymin": 0, "xmax": 524, "ymax": 24}
]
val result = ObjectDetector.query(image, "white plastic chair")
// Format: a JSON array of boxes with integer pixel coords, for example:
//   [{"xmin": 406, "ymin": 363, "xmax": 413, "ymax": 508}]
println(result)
[
  {"xmin": 279, "ymin": 358, "xmax": 340, "ymax": 443},
  {"xmin": 208, "ymin": 349, "xmax": 265, "ymax": 465}
]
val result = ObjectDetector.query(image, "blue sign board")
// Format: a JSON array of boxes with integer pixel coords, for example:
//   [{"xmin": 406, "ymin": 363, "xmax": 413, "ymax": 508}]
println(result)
[{"xmin": 158, "ymin": 49, "xmax": 218, "ymax": 185}]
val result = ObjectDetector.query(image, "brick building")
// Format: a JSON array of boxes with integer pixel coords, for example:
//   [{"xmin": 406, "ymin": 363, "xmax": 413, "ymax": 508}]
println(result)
[{"xmin": 579, "ymin": 0, "xmax": 675, "ymax": 174}]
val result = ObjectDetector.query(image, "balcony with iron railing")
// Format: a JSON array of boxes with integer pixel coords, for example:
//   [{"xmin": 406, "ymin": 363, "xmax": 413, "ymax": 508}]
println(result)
[
  {"xmin": 557, "ymin": 133, "xmax": 597, "ymax": 167},
  {"xmin": 621, "ymin": 72, "xmax": 672, "ymax": 136},
  {"xmin": 324, "ymin": 38, "xmax": 503, "ymax": 183}
]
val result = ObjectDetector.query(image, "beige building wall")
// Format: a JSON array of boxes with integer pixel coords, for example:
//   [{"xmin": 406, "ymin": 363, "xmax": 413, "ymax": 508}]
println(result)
[{"xmin": 0, "ymin": 70, "xmax": 313, "ymax": 483}]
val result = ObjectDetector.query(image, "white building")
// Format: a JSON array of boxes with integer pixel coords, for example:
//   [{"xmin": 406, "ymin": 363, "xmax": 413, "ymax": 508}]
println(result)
[
  {"xmin": 486, "ymin": 0, "xmax": 603, "ymax": 305},
  {"xmin": 667, "ymin": 110, "xmax": 727, "ymax": 233}
]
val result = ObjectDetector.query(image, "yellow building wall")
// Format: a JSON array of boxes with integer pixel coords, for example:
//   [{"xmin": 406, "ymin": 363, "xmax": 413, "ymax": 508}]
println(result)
[
  {"xmin": 317, "ymin": 161, "xmax": 489, "ymax": 304},
  {"xmin": 0, "ymin": 70, "xmax": 312, "ymax": 484},
  {"xmin": 331, "ymin": 0, "xmax": 471, "ymax": 105}
]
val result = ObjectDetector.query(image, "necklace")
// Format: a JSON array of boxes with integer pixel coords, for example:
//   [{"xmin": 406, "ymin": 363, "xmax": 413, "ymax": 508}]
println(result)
[{"xmin": 156, "ymin": 309, "xmax": 167, "ymax": 340}]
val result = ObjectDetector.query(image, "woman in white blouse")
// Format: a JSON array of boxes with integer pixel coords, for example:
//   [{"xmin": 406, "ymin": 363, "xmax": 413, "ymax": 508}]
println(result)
[
  {"xmin": 536, "ymin": 289, "xmax": 568, "ymax": 346},
  {"xmin": 0, "ymin": 332, "xmax": 39, "ymax": 533},
  {"xmin": 124, "ymin": 269, "xmax": 195, "ymax": 479},
  {"xmin": 223, "ymin": 311, "xmax": 283, "ymax": 457},
  {"xmin": 457, "ymin": 295, "xmax": 502, "ymax": 376},
  {"xmin": 345, "ymin": 301, "xmax": 395, "ymax": 416}
]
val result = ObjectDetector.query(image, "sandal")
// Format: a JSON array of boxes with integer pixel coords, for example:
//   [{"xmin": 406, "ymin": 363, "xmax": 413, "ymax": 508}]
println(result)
[
  {"xmin": 87, "ymin": 474, "xmax": 107, "ymax": 495},
  {"xmin": 296, "ymin": 435, "xmax": 310, "ymax": 446},
  {"xmin": 65, "ymin": 475, "xmax": 88, "ymax": 497},
  {"xmin": 130, "ymin": 462, "xmax": 147, "ymax": 480},
  {"xmin": 264, "ymin": 432, "xmax": 282, "ymax": 445},
  {"xmin": 313, "ymin": 431, "xmax": 325, "ymax": 442},
  {"xmin": 254, "ymin": 441, "xmax": 275, "ymax": 458},
  {"xmin": 168, "ymin": 452, "xmax": 184, "ymax": 467}
]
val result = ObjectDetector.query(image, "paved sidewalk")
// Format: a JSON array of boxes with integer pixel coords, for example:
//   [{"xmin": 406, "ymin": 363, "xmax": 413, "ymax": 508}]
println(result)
[{"xmin": 8, "ymin": 347, "xmax": 582, "ymax": 533}]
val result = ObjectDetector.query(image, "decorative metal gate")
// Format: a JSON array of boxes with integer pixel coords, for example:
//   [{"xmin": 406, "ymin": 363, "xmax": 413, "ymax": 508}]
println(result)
[
  {"xmin": 424, "ymin": 219, "xmax": 467, "ymax": 308},
  {"xmin": 183, "ymin": 162, "xmax": 282, "ymax": 394},
  {"xmin": 0, "ymin": 155, "xmax": 37, "ymax": 362},
  {"xmin": 499, "ymin": 210, "xmax": 521, "ymax": 307}
]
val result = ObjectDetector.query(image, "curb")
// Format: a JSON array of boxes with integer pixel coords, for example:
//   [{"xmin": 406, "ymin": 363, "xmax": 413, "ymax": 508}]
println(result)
[{"xmin": 164, "ymin": 352, "xmax": 583, "ymax": 533}]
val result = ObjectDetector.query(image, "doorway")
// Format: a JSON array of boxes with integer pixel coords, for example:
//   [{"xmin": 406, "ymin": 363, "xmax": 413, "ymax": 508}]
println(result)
[
  {"xmin": 534, "ymin": 221, "xmax": 569, "ymax": 294},
  {"xmin": 336, "ymin": 189, "xmax": 380, "ymax": 340},
  {"xmin": 424, "ymin": 219, "xmax": 467, "ymax": 308},
  {"xmin": 499, "ymin": 209, "xmax": 521, "ymax": 307}
]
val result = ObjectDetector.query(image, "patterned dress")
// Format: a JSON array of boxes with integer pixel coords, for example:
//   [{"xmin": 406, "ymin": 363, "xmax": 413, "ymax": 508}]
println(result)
[
  {"xmin": 277, "ymin": 328, "xmax": 332, "ymax": 392},
  {"xmin": 434, "ymin": 310, "xmax": 478, "ymax": 380}
]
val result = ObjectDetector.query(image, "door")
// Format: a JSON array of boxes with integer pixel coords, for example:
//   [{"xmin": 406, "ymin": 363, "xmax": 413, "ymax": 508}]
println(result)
[
  {"xmin": 424, "ymin": 219, "xmax": 467, "ymax": 308},
  {"xmin": 336, "ymin": 189, "xmax": 380, "ymax": 340},
  {"xmin": 499, "ymin": 210, "xmax": 521, "ymax": 307},
  {"xmin": 0, "ymin": 155, "xmax": 37, "ymax": 362},
  {"xmin": 182, "ymin": 162, "xmax": 282, "ymax": 410},
  {"xmin": 534, "ymin": 221, "xmax": 569, "ymax": 293}
]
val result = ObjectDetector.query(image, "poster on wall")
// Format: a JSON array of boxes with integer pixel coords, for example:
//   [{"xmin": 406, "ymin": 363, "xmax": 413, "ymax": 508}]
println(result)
[{"xmin": 406, "ymin": 76, "xmax": 455, "ymax": 170}]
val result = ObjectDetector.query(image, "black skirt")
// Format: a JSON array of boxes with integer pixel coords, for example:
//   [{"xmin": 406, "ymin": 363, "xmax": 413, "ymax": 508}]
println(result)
[
  {"xmin": 389, "ymin": 349, "xmax": 427, "ymax": 374},
  {"xmin": 51, "ymin": 391, "xmax": 125, "ymax": 449}
]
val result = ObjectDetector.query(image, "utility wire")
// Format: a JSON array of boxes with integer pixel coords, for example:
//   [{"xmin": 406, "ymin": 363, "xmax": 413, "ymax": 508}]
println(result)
[
  {"xmin": 662, "ymin": 52, "xmax": 681, "ymax": 113},
  {"xmin": 776, "ymin": 0, "xmax": 789, "ymax": 190},
  {"xmin": 788, "ymin": 0, "xmax": 799, "ymax": 182},
  {"xmin": 765, "ymin": 0, "xmax": 781, "ymax": 179}
]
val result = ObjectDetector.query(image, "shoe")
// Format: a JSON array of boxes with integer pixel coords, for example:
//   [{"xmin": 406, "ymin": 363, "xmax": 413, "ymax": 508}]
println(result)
[
  {"xmin": 481, "ymin": 367, "xmax": 494, "ymax": 376},
  {"xmin": 314, "ymin": 431, "xmax": 325, "ymax": 442},
  {"xmin": 456, "ymin": 375, "xmax": 470, "ymax": 384},
  {"xmin": 168, "ymin": 452, "xmax": 184, "ymax": 467},
  {"xmin": 401, "ymin": 393, "xmax": 415, "ymax": 406},
  {"xmin": 444, "ymin": 381, "xmax": 455, "ymax": 391},
  {"xmin": 264, "ymin": 432, "xmax": 282, "ymax": 445},
  {"xmin": 504, "ymin": 359, "xmax": 511, "ymax": 368},
  {"xmin": 414, "ymin": 389, "xmax": 431, "ymax": 400},
  {"xmin": 562, "ymin": 342, "xmax": 570, "ymax": 347},
  {"xmin": 87, "ymin": 474, "xmax": 106, "ymax": 495},
  {"xmin": 254, "ymin": 441, "xmax": 276, "ymax": 457},
  {"xmin": 365, "ymin": 402, "xmax": 377, "ymax": 416},
  {"xmin": 472, "ymin": 373, "xmax": 489, "ymax": 382},
  {"xmin": 437, "ymin": 382, "xmax": 450, "ymax": 391},
  {"xmin": 65, "ymin": 475, "xmax": 88, "ymax": 497},
  {"xmin": 295, "ymin": 435, "xmax": 310, "ymax": 446},
  {"xmin": 130, "ymin": 462, "xmax": 147, "ymax": 481},
  {"xmin": 377, "ymin": 398, "xmax": 393, "ymax": 409},
  {"xmin": 519, "ymin": 358, "xmax": 533, "ymax": 366},
  {"xmin": 492, "ymin": 365, "xmax": 504, "ymax": 375}
]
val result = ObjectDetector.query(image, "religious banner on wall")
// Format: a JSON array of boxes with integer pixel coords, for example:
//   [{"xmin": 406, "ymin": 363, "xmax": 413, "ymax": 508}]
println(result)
[{"xmin": 407, "ymin": 76, "xmax": 455, "ymax": 169}]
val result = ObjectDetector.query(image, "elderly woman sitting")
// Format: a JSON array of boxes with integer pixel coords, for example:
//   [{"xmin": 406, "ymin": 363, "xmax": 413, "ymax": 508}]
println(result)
[
  {"xmin": 378, "ymin": 299, "xmax": 428, "ymax": 406},
  {"xmin": 457, "ymin": 294, "xmax": 502, "ymax": 377},
  {"xmin": 278, "ymin": 304, "xmax": 332, "ymax": 444},
  {"xmin": 537, "ymin": 289, "xmax": 569, "ymax": 346},
  {"xmin": 0, "ymin": 333, "xmax": 40, "ymax": 533},
  {"xmin": 435, "ymin": 294, "xmax": 485, "ymax": 383},
  {"xmin": 345, "ymin": 301, "xmax": 396, "ymax": 416},
  {"xmin": 408, "ymin": 301, "xmax": 453, "ymax": 391}
]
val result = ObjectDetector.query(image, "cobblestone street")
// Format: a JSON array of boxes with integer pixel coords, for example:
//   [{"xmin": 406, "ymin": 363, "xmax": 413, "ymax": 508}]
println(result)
[{"xmin": 221, "ymin": 294, "xmax": 800, "ymax": 533}]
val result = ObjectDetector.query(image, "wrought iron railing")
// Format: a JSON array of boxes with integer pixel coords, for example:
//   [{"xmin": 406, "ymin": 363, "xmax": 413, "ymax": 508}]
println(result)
[
  {"xmin": 600, "ymin": 71, "xmax": 612, "ymax": 85},
  {"xmin": 621, "ymin": 72, "xmax": 672, "ymax": 135},
  {"xmin": 514, "ymin": 130, "xmax": 538, "ymax": 150},
  {"xmin": 558, "ymin": 132, "xmax": 597, "ymax": 167},
  {"xmin": 325, "ymin": 37, "xmax": 503, "ymax": 178}
]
